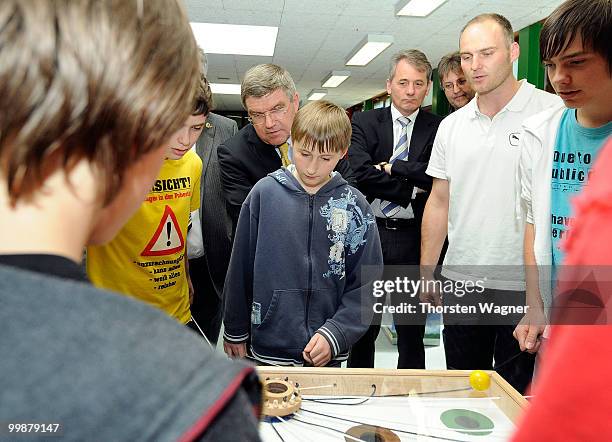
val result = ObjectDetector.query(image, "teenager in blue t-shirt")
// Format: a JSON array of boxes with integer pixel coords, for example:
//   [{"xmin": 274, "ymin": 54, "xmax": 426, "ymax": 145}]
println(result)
[
  {"xmin": 515, "ymin": 0, "xmax": 612, "ymax": 354},
  {"xmin": 551, "ymin": 111, "xmax": 612, "ymax": 265}
]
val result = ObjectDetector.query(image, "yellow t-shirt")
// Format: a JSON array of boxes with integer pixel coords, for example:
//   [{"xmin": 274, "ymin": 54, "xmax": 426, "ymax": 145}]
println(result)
[{"xmin": 87, "ymin": 151, "xmax": 202, "ymax": 323}]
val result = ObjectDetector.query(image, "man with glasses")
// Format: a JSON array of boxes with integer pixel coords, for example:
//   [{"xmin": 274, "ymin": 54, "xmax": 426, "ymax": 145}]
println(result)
[
  {"xmin": 438, "ymin": 52, "xmax": 475, "ymax": 111},
  {"xmin": 218, "ymin": 63, "xmax": 353, "ymax": 233}
]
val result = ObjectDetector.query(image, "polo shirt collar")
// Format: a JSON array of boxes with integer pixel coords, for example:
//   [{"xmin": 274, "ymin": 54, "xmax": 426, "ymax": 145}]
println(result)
[
  {"xmin": 468, "ymin": 79, "xmax": 535, "ymax": 119},
  {"xmin": 466, "ymin": 96, "xmax": 480, "ymax": 120},
  {"xmin": 504, "ymin": 79, "xmax": 534, "ymax": 112}
]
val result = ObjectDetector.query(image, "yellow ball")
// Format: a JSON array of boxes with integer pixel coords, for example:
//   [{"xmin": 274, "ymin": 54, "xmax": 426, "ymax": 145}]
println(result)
[{"xmin": 469, "ymin": 370, "xmax": 491, "ymax": 391}]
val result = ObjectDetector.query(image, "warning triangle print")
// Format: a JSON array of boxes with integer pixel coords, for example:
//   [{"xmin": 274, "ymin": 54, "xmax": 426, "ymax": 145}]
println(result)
[{"xmin": 141, "ymin": 205, "xmax": 185, "ymax": 256}]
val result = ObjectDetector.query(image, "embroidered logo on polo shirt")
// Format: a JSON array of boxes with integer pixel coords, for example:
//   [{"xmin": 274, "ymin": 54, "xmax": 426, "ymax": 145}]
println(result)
[{"xmin": 508, "ymin": 132, "xmax": 520, "ymax": 147}]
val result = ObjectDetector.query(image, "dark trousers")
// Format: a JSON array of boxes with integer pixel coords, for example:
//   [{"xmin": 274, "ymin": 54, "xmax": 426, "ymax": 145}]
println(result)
[
  {"xmin": 347, "ymin": 323, "xmax": 380, "ymax": 368},
  {"xmin": 188, "ymin": 256, "xmax": 223, "ymax": 345},
  {"xmin": 443, "ymin": 287, "xmax": 536, "ymax": 393},
  {"xmin": 348, "ymin": 220, "xmax": 425, "ymax": 369}
]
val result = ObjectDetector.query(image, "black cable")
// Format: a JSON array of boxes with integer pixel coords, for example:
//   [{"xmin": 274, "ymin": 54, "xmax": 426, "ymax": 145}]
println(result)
[
  {"xmin": 269, "ymin": 420, "xmax": 286, "ymax": 442},
  {"xmin": 302, "ymin": 384, "xmax": 473, "ymax": 404},
  {"xmin": 493, "ymin": 350, "xmax": 526, "ymax": 370},
  {"xmin": 299, "ymin": 408, "xmax": 465, "ymax": 442},
  {"xmin": 372, "ymin": 386, "xmax": 473, "ymax": 397},
  {"xmin": 302, "ymin": 384, "xmax": 377, "ymax": 405}
]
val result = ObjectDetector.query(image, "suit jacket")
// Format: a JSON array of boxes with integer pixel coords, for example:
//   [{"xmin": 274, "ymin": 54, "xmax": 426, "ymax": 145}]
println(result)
[
  {"xmin": 218, "ymin": 123, "xmax": 354, "ymax": 232},
  {"xmin": 348, "ymin": 107, "xmax": 442, "ymax": 222},
  {"xmin": 194, "ymin": 113, "xmax": 238, "ymax": 297}
]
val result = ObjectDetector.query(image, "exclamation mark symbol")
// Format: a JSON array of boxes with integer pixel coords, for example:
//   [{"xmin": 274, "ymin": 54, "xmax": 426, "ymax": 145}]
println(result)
[{"xmin": 166, "ymin": 222, "xmax": 171, "ymax": 246}]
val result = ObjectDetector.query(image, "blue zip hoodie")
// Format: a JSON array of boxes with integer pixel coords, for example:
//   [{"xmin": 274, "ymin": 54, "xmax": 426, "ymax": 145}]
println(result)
[{"xmin": 223, "ymin": 167, "xmax": 383, "ymax": 365}]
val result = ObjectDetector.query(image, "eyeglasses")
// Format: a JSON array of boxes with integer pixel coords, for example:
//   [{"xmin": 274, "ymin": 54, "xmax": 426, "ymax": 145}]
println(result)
[
  {"xmin": 247, "ymin": 106, "xmax": 289, "ymax": 125},
  {"xmin": 443, "ymin": 78, "xmax": 468, "ymax": 91}
]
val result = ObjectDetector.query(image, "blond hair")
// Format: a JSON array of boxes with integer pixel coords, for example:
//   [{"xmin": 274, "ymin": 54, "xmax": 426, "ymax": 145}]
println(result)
[
  {"xmin": 240, "ymin": 64, "xmax": 297, "ymax": 109},
  {"xmin": 0, "ymin": 0, "xmax": 200, "ymax": 206},
  {"xmin": 291, "ymin": 101, "xmax": 351, "ymax": 154}
]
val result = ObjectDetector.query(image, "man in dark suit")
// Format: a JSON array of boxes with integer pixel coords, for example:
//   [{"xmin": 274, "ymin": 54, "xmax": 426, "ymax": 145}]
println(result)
[
  {"xmin": 218, "ymin": 63, "xmax": 353, "ymax": 233},
  {"xmin": 348, "ymin": 49, "xmax": 443, "ymax": 369},
  {"xmin": 188, "ymin": 104, "xmax": 238, "ymax": 344}
]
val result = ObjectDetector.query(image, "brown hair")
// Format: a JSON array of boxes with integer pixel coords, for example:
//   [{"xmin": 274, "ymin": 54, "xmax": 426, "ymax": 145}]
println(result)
[
  {"xmin": 0, "ymin": 0, "xmax": 200, "ymax": 206},
  {"xmin": 541, "ymin": 0, "xmax": 611, "ymax": 73},
  {"xmin": 461, "ymin": 13, "xmax": 514, "ymax": 47},
  {"xmin": 437, "ymin": 52, "xmax": 463, "ymax": 84},
  {"xmin": 291, "ymin": 101, "xmax": 351, "ymax": 154},
  {"xmin": 389, "ymin": 49, "xmax": 433, "ymax": 82},
  {"xmin": 241, "ymin": 64, "xmax": 297, "ymax": 109}
]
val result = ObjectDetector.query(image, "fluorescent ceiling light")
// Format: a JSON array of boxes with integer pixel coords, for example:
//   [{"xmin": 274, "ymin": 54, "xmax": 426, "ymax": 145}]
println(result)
[
  {"xmin": 395, "ymin": 0, "xmax": 447, "ymax": 17},
  {"xmin": 190, "ymin": 23, "xmax": 278, "ymax": 56},
  {"xmin": 307, "ymin": 89, "xmax": 327, "ymax": 101},
  {"xmin": 322, "ymin": 71, "xmax": 351, "ymax": 88},
  {"xmin": 210, "ymin": 83, "xmax": 241, "ymax": 95},
  {"xmin": 345, "ymin": 34, "xmax": 394, "ymax": 66}
]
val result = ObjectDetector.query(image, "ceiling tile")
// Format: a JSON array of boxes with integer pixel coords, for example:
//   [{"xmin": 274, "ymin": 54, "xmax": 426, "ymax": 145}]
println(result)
[{"xmin": 184, "ymin": 0, "xmax": 563, "ymax": 110}]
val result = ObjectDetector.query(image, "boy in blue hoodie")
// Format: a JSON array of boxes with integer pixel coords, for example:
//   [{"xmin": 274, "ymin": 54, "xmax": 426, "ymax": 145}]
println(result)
[{"xmin": 223, "ymin": 100, "xmax": 383, "ymax": 366}]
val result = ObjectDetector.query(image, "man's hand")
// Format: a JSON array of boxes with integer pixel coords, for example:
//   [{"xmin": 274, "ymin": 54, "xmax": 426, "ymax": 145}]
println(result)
[
  {"xmin": 513, "ymin": 306, "xmax": 547, "ymax": 353},
  {"xmin": 374, "ymin": 162, "xmax": 391, "ymax": 174},
  {"xmin": 224, "ymin": 341, "xmax": 247, "ymax": 358},
  {"xmin": 303, "ymin": 333, "xmax": 332, "ymax": 367},
  {"xmin": 419, "ymin": 267, "xmax": 442, "ymax": 306},
  {"xmin": 518, "ymin": 224, "xmax": 546, "ymax": 353}
]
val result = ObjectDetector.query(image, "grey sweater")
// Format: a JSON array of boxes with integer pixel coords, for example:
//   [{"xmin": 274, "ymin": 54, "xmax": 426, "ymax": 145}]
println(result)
[{"xmin": 0, "ymin": 263, "xmax": 261, "ymax": 441}]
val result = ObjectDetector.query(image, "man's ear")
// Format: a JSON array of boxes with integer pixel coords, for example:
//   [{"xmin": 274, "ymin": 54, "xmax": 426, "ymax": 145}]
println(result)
[
  {"xmin": 292, "ymin": 92, "xmax": 300, "ymax": 112},
  {"xmin": 510, "ymin": 41, "xmax": 520, "ymax": 64}
]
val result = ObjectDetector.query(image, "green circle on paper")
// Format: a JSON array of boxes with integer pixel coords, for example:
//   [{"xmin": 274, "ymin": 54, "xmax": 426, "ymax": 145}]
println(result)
[{"xmin": 440, "ymin": 409, "xmax": 494, "ymax": 436}]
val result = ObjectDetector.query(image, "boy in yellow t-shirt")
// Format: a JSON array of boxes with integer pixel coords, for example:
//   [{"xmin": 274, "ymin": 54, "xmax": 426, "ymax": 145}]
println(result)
[{"xmin": 88, "ymin": 75, "xmax": 211, "ymax": 324}]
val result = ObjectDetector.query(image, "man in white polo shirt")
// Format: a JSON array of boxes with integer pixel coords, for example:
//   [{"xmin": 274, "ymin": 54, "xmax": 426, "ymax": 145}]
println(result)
[{"xmin": 420, "ymin": 13, "xmax": 561, "ymax": 393}]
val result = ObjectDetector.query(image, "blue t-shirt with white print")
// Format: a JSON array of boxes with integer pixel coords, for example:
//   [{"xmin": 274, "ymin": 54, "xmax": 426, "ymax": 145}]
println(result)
[{"xmin": 551, "ymin": 108, "xmax": 612, "ymax": 265}]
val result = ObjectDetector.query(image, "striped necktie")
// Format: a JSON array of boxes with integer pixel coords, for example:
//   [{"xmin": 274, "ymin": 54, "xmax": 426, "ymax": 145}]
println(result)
[
  {"xmin": 380, "ymin": 116, "xmax": 410, "ymax": 217},
  {"xmin": 278, "ymin": 142, "xmax": 291, "ymax": 167}
]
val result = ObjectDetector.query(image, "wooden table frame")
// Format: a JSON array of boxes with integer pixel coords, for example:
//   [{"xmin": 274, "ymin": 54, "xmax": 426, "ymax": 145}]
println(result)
[{"xmin": 257, "ymin": 367, "xmax": 527, "ymax": 423}]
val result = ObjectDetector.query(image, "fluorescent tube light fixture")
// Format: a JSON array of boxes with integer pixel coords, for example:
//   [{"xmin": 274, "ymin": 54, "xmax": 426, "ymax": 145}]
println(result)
[
  {"xmin": 345, "ymin": 34, "xmax": 394, "ymax": 66},
  {"xmin": 395, "ymin": 0, "xmax": 447, "ymax": 17},
  {"xmin": 307, "ymin": 89, "xmax": 328, "ymax": 101},
  {"xmin": 190, "ymin": 23, "xmax": 278, "ymax": 56},
  {"xmin": 321, "ymin": 71, "xmax": 351, "ymax": 88},
  {"xmin": 210, "ymin": 83, "xmax": 241, "ymax": 95}
]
